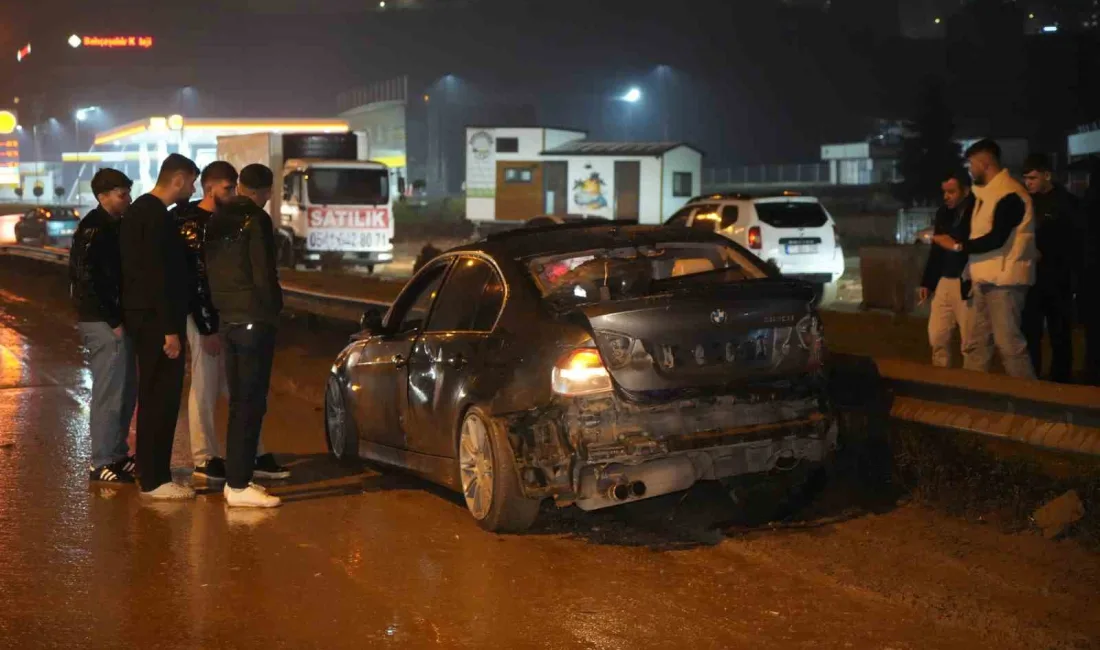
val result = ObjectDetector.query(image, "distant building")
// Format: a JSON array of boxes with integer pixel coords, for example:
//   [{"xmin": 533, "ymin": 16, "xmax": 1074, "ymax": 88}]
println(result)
[
  {"xmin": 464, "ymin": 126, "xmax": 702, "ymax": 224},
  {"xmin": 338, "ymin": 75, "xmax": 537, "ymax": 198}
]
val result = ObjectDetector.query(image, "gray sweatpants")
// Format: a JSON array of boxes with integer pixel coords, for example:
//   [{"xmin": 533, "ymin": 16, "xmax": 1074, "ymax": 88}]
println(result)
[
  {"xmin": 928, "ymin": 277, "xmax": 971, "ymax": 368},
  {"xmin": 78, "ymin": 321, "xmax": 138, "ymax": 468},
  {"xmin": 962, "ymin": 283, "xmax": 1036, "ymax": 380}
]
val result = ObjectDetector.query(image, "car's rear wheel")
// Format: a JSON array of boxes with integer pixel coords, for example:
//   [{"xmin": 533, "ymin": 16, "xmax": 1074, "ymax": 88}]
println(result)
[
  {"xmin": 458, "ymin": 407, "xmax": 540, "ymax": 533},
  {"xmin": 325, "ymin": 375, "xmax": 359, "ymax": 465}
]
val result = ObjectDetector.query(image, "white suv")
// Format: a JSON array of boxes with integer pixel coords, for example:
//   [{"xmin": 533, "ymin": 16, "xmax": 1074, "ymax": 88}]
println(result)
[{"xmin": 666, "ymin": 192, "xmax": 845, "ymax": 294}]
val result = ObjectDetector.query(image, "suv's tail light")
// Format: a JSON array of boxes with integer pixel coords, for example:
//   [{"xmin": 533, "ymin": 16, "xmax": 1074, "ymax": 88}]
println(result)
[
  {"xmin": 552, "ymin": 348, "xmax": 612, "ymax": 396},
  {"xmin": 748, "ymin": 226, "xmax": 762, "ymax": 250}
]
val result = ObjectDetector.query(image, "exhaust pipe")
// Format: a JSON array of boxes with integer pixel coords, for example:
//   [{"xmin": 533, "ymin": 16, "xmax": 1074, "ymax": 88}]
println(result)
[
  {"xmin": 608, "ymin": 483, "xmax": 631, "ymax": 501},
  {"xmin": 606, "ymin": 481, "xmax": 648, "ymax": 502}
]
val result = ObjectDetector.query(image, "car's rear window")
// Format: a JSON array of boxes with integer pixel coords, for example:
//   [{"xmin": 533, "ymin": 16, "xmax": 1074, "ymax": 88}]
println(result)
[
  {"xmin": 754, "ymin": 201, "xmax": 828, "ymax": 228},
  {"xmin": 527, "ymin": 241, "xmax": 767, "ymax": 308}
]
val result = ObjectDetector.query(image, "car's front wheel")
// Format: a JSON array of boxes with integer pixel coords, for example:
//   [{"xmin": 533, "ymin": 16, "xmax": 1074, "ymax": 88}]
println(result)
[
  {"xmin": 325, "ymin": 375, "xmax": 359, "ymax": 465},
  {"xmin": 457, "ymin": 407, "xmax": 540, "ymax": 533}
]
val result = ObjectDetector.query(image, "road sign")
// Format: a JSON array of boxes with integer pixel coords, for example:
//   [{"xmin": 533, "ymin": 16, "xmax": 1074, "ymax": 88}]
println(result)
[{"xmin": 69, "ymin": 34, "xmax": 154, "ymax": 49}]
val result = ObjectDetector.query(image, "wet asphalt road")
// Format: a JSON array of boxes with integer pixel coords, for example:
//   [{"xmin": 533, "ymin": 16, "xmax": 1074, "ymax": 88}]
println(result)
[{"xmin": 1, "ymin": 259, "xmax": 1099, "ymax": 650}]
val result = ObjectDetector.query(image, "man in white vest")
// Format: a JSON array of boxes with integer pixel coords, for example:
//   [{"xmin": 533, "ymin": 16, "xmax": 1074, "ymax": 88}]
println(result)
[{"xmin": 932, "ymin": 139, "xmax": 1038, "ymax": 379}]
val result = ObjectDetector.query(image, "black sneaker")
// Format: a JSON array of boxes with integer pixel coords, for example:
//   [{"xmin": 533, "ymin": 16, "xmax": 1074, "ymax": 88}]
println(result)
[
  {"xmin": 89, "ymin": 461, "xmax": 136, "ymax": 484},
  {"xmin": 194, "ymin": 457, "xmax": 227, "ymax": 482},
  {"xmin": 253, "ymin": 454, "xmax": 291, "ymax": 480},
  {"xmin": 121, "ymin": 455, "xmax": 138, "ymax": 476}
]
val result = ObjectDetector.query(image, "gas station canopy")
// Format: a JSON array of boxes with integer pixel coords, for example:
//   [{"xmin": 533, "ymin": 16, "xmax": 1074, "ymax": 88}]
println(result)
[{"xmin": 93, "ymin": 116, "xmax": 350, "ymax": 147}]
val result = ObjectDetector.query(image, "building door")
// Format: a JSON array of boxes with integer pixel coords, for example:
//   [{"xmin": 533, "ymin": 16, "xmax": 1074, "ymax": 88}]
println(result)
[
  {"xmin": 614, "ymin": 161, "xmax": 640, "ymax": 221},
  {"xmin": 494, "ymin": 162, "xmax": 543, "ymax": 220},
  {"xmin": 542, "ymin": 162, "xmax": 568, "ymax": 215}
]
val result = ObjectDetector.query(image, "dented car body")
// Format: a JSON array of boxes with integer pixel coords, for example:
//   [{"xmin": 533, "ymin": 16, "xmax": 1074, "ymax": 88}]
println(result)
[{"xmin": 326, "ymin": 224, "xmax": 837, "ymax": 531}]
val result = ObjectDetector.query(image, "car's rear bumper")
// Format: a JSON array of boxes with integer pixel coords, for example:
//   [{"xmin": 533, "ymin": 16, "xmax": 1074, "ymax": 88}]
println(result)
[{"xmin": 503, "ymin": 378, "xmax": 837, "ymax": 509}]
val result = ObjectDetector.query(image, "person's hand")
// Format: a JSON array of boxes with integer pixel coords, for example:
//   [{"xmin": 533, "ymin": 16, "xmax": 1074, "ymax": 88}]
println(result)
[
  {"xmin": 933, "ymin": 234, "xmax": 960, "ymax": 251},
  {"xmin": 201, "ymin": 335, "xmax": 222, "ymax": 357},
  {"xmin": 112, "ymin": 325, "xmax": 124, "ymax": 340},
  {"xmin": 163, "ymin": 334, "xmax": 181, "ymax": 359},
  {"xmin": 918, "ymin": 287, "xmax": 930, "ymax": 305}
]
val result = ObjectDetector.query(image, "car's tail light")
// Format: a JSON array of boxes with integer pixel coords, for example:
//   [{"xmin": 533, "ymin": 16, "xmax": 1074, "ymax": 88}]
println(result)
[
  {"xmin": 552, "ymin": 348, "xmax": 612, "ymax": 396},
  {"xmin": 748, "ymin": 226, "xmax": 762, "ymax": 250}
]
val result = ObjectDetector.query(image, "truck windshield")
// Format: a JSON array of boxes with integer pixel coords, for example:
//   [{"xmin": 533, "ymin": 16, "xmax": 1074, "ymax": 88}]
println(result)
[{"xmin": 307, "ymin": 168, "xmax": 389, "ymax": 206}]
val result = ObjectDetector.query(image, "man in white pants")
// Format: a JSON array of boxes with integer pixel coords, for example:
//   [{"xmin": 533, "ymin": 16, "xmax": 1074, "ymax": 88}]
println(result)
[
  {"xmin": 174, "ymin": 161, "xmax": 290, "ymax": 481},
  {"xmin": 933, "ymin": 139, "xmax": 1038, "ymax": 379},
  {"xmin": 919, "ymin": 170, "xmax": 975, "ymax": 367}
]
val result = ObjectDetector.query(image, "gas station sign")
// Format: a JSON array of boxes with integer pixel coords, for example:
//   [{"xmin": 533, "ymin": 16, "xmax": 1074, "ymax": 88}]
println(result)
[
  {"xmin": 69, "ymin": 34, "xmax": 154, "ymax": 49},
  {"xmin": 0, "ymin": 111, "xmax": 20, "ymax": 186}
]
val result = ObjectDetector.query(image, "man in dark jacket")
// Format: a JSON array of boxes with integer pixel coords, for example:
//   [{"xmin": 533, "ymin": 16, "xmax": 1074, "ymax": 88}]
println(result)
[
  {"xmin": 206, "ymin": 164, "xmax": 284, "ymax": 508},
  {"xmin": 69, "ymin": 168, "xmax": 138, "ymax": 483},
  {"xmin": 119, "ymin": 153, "xmax": 200, "ymax": 499},
  {"xmin": 1021, "ymin": 154, "xmax": 1081, "ymax": 383},
  {"xmin": 174, "ymin": 161, "xmax": 235, "ymax": 481},
  {"xmin": 920, "ymin": 169, "xmax": 975, "ymax": 368}
]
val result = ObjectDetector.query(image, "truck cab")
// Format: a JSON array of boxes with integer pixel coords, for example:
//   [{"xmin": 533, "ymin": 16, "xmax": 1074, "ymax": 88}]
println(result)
[{"xmin": 280, "ymin": 158, "xmax": 394, "ymax": 271}]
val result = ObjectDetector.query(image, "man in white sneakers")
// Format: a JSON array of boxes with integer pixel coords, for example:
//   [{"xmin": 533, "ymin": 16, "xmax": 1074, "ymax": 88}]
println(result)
[
  {"xmin": 205, "ymin": 165, "xmax": 284, "ymax": 508},
  {"xmin": 933, "ymin": 139, "xmax": 1038, "ymax": 379}
]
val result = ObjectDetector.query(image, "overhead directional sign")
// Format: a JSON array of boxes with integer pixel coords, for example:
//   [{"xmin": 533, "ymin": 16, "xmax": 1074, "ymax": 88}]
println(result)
[{"xmin": 68, "ymin": 34, "xmax": 154, "ymax": 49}]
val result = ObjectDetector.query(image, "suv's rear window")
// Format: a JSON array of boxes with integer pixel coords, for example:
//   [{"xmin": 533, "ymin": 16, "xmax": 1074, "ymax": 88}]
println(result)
[{"xmin": 754, "ymin": 201, "xmax": 828, "ymax": 228}]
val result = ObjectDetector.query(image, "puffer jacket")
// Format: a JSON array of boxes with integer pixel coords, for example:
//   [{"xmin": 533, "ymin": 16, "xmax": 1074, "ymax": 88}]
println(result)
[
  {"xmin": 172, "ymin": 201, "xmax": 220, "ymax": 335},
  {"xmin": 68, "ymin": 207, "xmax": 123, "ymax": 328},
  {"xmin": 205, "ymin": 196, "xmax": 283, "ymax": 326}
]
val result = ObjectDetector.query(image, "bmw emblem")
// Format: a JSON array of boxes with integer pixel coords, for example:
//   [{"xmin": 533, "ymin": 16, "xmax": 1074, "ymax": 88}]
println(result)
[{"xmin": 710, "ymin": 308, "xmax": 727, "ymax": 325}]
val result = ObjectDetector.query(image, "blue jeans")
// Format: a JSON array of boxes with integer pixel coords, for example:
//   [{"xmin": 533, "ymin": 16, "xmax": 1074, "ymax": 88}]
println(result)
[{"xmin": 78, "ymin": 322, "xmax": 138, "ymax": 468}]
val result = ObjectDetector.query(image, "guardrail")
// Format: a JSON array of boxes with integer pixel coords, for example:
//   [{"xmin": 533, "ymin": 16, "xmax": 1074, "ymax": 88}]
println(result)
[{"xmin": 4, "ymin": 243, "xmax": 1100, "ymax": 458}]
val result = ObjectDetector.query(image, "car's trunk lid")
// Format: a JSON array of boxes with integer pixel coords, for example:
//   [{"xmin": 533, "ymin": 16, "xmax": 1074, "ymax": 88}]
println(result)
[{"xmin": 576, "ymin": 278, "xmax": 823, "ymax": 396}]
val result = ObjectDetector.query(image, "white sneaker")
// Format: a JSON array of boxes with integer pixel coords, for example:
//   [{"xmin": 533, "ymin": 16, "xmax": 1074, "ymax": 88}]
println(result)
[
  {"xmin": 141, "ymin": 482, "xmax": 196, "ymax": 500},
  {"xmin": 224, "ymin": 482, "xmax": 282, "ymax": 509}
]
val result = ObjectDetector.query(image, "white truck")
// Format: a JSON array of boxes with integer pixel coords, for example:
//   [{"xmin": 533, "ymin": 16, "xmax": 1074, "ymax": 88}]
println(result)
[{"xmin": 216, "ymin": 132, "xmax": 395, "ymax": 272}]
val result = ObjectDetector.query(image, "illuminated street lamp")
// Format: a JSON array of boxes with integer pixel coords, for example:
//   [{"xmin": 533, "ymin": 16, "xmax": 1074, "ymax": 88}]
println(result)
[{"xmin": 621, "ymin": 87, "xmax": 642, "ymax": 103}]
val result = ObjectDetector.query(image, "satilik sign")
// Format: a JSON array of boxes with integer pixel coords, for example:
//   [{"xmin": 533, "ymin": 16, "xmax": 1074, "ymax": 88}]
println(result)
[{"xmin": 308, "ymin": 207, "xmax": 390, "ymax": 229}]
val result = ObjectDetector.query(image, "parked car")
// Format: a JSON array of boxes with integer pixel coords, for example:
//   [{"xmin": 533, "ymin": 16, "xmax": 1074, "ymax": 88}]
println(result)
[
  {"xmin": 325, "ymin": 222, "xmax": 837, "ymax": 532},
  {"xmin": 13, "ymin": 207, "xmax": 81, "ymax": 247},
  {"xmin": 665, "ymin": 192, "xmax": 844, "ymax": 303}
]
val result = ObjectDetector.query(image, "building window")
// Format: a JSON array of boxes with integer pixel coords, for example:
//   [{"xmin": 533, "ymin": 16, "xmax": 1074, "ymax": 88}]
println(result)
[
  {"xmin": 496, "ymin": 137, "xmax": 519, "ymax": 153},
  {"xmin": 672, "ymin": 172, "xmax": 693, "ymax": 197},
  {"xmin": 504, "ymin": 168, "xmax": 534, "ymax": 183}
]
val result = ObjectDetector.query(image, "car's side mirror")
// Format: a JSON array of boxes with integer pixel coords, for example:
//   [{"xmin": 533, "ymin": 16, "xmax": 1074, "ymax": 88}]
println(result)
[{"xmin": 360, "ymin": 307, "xmax": 385, "ymax": 335}]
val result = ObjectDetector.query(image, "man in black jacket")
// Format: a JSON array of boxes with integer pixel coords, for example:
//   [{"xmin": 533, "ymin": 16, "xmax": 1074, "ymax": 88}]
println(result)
[
  {"xmin": 119, "ymin": 153, "xmax": 200, "ymax": 499},
  {"xmin": 174, "ymin": 161, "xmax": 235, "ymax": 481},
  {"xmin": 1021, "ymin": 154, "xmax": 1081, "ymax": 383},
  {"xmin": 920, "ymin": 169, "xmax": 975, "ymax": 368},
  {"xmin": 70, "ymin": 168, "xmax": 138, "ymax": 483},
  {"xmin": 206, "ymin": 164, "xmax": 284, "ymax": 508}
]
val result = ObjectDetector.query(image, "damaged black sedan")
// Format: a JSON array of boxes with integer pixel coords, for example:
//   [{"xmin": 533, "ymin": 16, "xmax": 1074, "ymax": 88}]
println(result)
[{"xmin": 325, "ymin": 223, "xmax": 837, "ymax": 532}]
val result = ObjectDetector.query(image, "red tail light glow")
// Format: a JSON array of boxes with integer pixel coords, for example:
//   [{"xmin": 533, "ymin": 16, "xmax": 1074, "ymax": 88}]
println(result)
[{"xmin": 748, "ymin": 226, "xmax": 762, "ymax": 250}]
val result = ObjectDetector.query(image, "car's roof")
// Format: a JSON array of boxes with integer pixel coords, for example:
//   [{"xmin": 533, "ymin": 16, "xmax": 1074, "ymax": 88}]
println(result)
[
  {"xmin": 687, "ymin": 191, "xmax": 820, "ymax": 204},
  {"xmin": 454, "ymin": 223, "xmax": 735, "ymax": 260}
]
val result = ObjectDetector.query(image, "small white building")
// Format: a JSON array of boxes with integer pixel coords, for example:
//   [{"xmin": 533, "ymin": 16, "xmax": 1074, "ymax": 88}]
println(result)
[{"xmin": 465, "ymin": 126, "xmax": 702, "ymax": 224}]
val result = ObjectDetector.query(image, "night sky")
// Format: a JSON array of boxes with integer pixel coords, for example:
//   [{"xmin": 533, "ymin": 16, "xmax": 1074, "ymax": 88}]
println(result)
[{"xmin": 2, "ymin": 0, "xmax": 1097, "ymax": 166}]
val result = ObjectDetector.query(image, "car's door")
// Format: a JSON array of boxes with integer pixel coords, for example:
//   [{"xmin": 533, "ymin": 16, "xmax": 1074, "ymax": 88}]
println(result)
[
  {"xmin": 404, "ymin": 255, "xmax": 507, "ymax": 459},
  {"xmin": 347, "ymin": 258, "xmax": 452, "ymax": 450}
]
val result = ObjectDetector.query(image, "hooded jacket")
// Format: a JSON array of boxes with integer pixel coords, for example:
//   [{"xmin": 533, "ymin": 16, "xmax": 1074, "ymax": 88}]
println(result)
[{"xmin": 204, "ymin": 196, "xmax": 283, "ymax": 326}]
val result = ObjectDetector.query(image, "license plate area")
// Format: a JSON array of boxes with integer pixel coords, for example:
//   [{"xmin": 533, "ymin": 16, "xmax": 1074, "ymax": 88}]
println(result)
[
  {"xmin": 652, "ymin": 328, "xmax": 780, "ymax": 371},
  {"xmin": 780, "ymin": 237, "xmax": 821, "ymax": 255}
]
